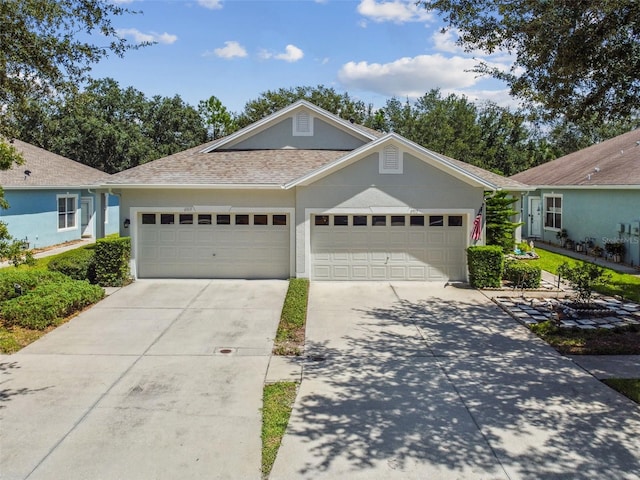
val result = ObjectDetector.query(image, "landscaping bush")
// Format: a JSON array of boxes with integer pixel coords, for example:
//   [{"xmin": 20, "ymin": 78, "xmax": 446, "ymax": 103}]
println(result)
[
  {"xmin": 94, "ymin": 237, "xmax": 131, "ymax": 287},
  {"xmin": 0, "ymin": 270, "xmax": 69, "ymax": 301},
  {"xmin": 47, "ymin": 247, "xmax": 96, "ymax": 282},
  {"xmin": 503, "ymin": 260, "xmax": 541, "ymax": 289},
  {"xmin": 467, "ymin": 245, "xmax": 504, "ymax": 288},
  {"xmin": 1, "ymin": 279, "xmax": 104, "ymax": 330},
  {"xmin": 557, "ymin": 261, "xmax": 612, "ymax": 303}
]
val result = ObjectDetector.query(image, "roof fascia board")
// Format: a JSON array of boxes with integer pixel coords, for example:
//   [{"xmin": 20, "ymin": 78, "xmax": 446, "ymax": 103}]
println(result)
[
  {"xmin": 3, "ymin": 184, "xmax": 106, "ymax": 190},
  {"xmin": 284, "ymin": 133, "xmax": 498, "ymax": 190},
  {"xmin": 200, "ymin": 100, "xmax": 376, "ymax": 152},
  {"xmin": 102, "ymin": 183, "xmax": 283, "ymax": 190},
  {"xmin": 527, "ymin": 184, "xmax": 640, "ymax": 190}
]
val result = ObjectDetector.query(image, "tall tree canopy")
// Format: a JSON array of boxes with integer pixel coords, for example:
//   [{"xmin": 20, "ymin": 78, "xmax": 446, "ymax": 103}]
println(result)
[
  {"xmin": 13, "ymin": 78, "xmax": 207, "ymax": 173},
  {"xmin": 0, "ymin": 0, "xmax": 142, "ymax": 126},
  {"xmin": 420, "ymin": 0, "xmax": 640, "ymax": 122},
  {"xmin": 199, "ymin": 96, "xmax": 238, "ymax": 140},
  {"xmin": 236, "ymin": 85, "xmax": 372, "ymax": 128}
]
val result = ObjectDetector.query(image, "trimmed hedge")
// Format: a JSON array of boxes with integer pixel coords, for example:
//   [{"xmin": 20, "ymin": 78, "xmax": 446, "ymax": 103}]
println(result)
[
  {"xmin": 503, "ymin": 260, "xmax": 541, "ymax": 289},
  {"xmin": 1, "ymin": 279, "xmax": 104, "ymax": 330},
  {"xmin": 47, "ymin": 247, "xmax": 96, "ymax": 282},
  {"xmin": 0, "ymin": 270, "xmax": 69, "ymax": 301},
  {"xmin": 467, "ymin": 245, "xmax": 504, "ymax": 288},
  {"xmin": 94, "ymin": 237, "xmax": 131, "ymax": 287}
]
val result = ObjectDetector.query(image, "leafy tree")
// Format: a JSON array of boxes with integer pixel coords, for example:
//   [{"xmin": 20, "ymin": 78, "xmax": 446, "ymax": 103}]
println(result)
[
  {"xmin": 557, "ymin": 262, "xmax": 611, "ymax": 304},
  {"xmin": 198, "ymin": 95, "xmax": 238, "ymax": 140},
  {"xmin": 0, "ymin": 0, "xmax": 144, "ymax": 127},
  {"xmin": 485, "ymin": 191, "xmax": 522, "ymax": 253},
  {"xmin": 420, "ymin": 0, "xmax": 640, "ymax": 122},
  {"xmin": 236, "ymin": 85, "xmax": 372, "ymax": 127}
]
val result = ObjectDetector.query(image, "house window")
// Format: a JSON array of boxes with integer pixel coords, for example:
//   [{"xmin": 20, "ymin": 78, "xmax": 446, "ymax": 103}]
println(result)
[
  {"xmin": 198, "ymin": 214, "xmax": 212, "ymax": 225},
  {"xmin": 273, "ymin": 215, "xmax": 287, "ymax": 226},
  {"xmin": 544, "ymin": 195, "xmax": 562, "ymax": 230},
  {"xmin": 391, "ymin": 216, "xmax": 405, "ymax": 226},
  {"xmin": 293, "ymin": 111, "xmax": 313, "ymax": 136},
  {"xmin": 315, "ymin": 215, "xmax": 329, "ymax": 226},
  {"xmin": 161, "ymin": 214, "xmax": 175, "ymax": 225},
  {"xmin": 235, "ymin": 214, "xmax": 249, "ymax": 225},
  {"xmin": 379, "ymin": 145, "xmax": 403, "ymax": 174},
  {"xmin": 217, "ymin": 214, "xmax": 231, "ymax": 225},
  {"xmin": 57, "ymin": 195, "xmax": 77, "ymax": 230},
  {"xmin": 179, "ymin": 214, "xmax": 193, "ymax": 224},
  {"xmin": 372, "ymin": 215, "xmax": 386, "ymax": 226},
  {"xmin": 334, "ymin": 215, "xmax": 348, "ymax": 226}
]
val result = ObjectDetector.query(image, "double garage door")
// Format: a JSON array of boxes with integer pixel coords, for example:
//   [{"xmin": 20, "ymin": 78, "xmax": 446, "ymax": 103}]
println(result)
[
  {"xmin": 137, "ymin": 212, "xmax": 290, "ymax": 279},
  {"xmin": 311, "ymin": 213, "xmax": 467, "ymax": 281}
]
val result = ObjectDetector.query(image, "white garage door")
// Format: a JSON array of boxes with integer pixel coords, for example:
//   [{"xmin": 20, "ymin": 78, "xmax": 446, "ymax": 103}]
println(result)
[
  {"xmin": 137, "ymin": 212, "xmax": 289, "ymax": 279},
  {"xmin": 311, "ymin": 214, "xmax": 467, "ymax": 281}
]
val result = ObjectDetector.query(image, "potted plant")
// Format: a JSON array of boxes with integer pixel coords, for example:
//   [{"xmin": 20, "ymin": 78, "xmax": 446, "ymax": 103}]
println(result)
[
  {"xmin": 565, "ymin": 238, "xmax": 574, "ymax": 250},
  {"xmin": 575, "ymin": 241, "xmax": 584, "ymax": 252},
  {"xmin": 556, "ymin": 228, "xmax": 568, "ymax": 247},
  {"xmin": 592, "ymin": 245, "xmax": 604, "ymax": 257},
  {"xmin": 605, "ymin": 241, "xmax": 626, "ymax": 262}
]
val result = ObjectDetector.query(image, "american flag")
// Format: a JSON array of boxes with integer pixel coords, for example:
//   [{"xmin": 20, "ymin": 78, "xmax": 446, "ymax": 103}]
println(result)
[{"xmin": 471, "ymin": 205, "xmax": 483, "ymax": 241}]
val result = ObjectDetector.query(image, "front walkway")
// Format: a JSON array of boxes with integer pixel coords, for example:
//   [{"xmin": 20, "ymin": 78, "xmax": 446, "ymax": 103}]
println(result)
[{"xmin": 271, "ymin": 282, "xmax": 640, "ymax": 480}]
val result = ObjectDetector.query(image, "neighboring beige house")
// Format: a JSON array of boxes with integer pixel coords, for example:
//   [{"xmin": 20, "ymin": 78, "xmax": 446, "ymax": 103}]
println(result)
[
  {"xmin": 106, "ymin": 101, "xmax": 528, "ymax": 281},
  {"xmin": 512, "ymin": 128, "xmax": 640, "ymax": 267}
]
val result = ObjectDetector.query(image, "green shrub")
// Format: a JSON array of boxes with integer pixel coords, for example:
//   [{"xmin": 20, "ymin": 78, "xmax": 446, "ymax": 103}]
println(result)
[
  {"xmin": 0, "ymin": 270, "xmax": 69, "ymax": 301},
  {"xmin": 557, "ymin": 261, "xmax": 611, "ymax": 303},
  {"xmin": 94, "ymin": 237, "xmax": 131, "ymax": 287},
  {"xmin": 503, "ymin": 260, "xmax": 541, "ymax": 288},
  {"xmin": 467, "ymin": 245, "xmax": 504, "ymax": 288},
  {"xmin": 1, "ymin": 279, "xmax": 104, "ymax": 330},
  {"xmin": 47, "ymin": 247, "xmax": 96, "ymax": 282}
]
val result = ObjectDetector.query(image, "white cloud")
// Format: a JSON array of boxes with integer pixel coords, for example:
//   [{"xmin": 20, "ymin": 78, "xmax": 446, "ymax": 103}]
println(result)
[
  {"xmin": 198, "ymin": 0, "xmax": 223, "ymax": 10},
  {"xmin": 261, "ymin": 44, "xmax": 304, "ymax": 63},
  {"xmin": 117, "ymin": 28, "xmax": 177, "ymax": 45},
  {"xmin": 357, "ymin": 0, "xmax": 433, "ymax": 24},
  {"xmin": 206, "ymin": 41, "xmax": 247, "ymax": 59}
]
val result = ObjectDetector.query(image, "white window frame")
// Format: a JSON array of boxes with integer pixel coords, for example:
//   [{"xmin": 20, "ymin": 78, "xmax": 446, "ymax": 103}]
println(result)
[
  {"xmin": 379, "ymin": 145, "xmax": 403, "ymax": 174},
  {"xmin": 57, "ymin": 194, "xmax": 78, "ymax": 231},
  {"xmin": 293, "ymin": 111, "xmax": 314, "ymax": 136},
  {"xmin": 543, "ymin": 194, "xmax": 563, "ymax": 231}
]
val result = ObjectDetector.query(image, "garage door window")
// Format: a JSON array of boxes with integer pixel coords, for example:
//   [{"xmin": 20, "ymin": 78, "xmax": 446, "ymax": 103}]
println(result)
[
  {"xmin": 315, "ymin": 215, "xmax": 329, "ymax": 226},
  {"xmin": 179, "ymin": 214, "xmax": 193, "ymax": 224},
  {"xmin": 372, "ymin": 215, "xmax": 386, "ymax": 226},
  {"xmin": 198, "ymin": 214, "xmax": 212, "ymax": 225},
  {"xmin": 410, "ymin": 215, "xmax": 425, "ymax": 226},
  {"xmin": 273, "ymin": 215, "xmax": 287, "ymax": 226},
  {"xmin": 142, "ymin": 214, "xmax": 156, "ymax": 224},
  {"xmin": 353, "ymin": 215, "xmax": 367, "ymax": 226},
  {"xmin": 235, "ymin": 214, "xmax": 249, "ymax": 225},
  {"xmin": 217, "ymin": 214, "xmax": 231, "ymax": 225},
  {"xmin": 448, "ymin": 215, "xmax": 463, "ymax": 227},
  {"xmin": 334, "ymin": 215, "xmax": 348, "ymax": 226},
  {"xmin": 161, "ymin": 214, "xmax": 175, "ymax": 225},
  {"xmin": 429, "ymin": 216, "xmax": 444, "ymax": 227},
  {"xmin": 254, "ymin": 215, "xmax": 268, "ymax": 225},
  {"xmin": 391, "ymin": 216, "xmax": 405, "ymax": 226}
]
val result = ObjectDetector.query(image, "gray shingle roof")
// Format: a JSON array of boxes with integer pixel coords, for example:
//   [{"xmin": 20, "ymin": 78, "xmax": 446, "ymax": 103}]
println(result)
[
  {"xmin": 108, "ymin": 143, "xmax": 349, "ymax": 186},
  {"xmin": 511, "ymin": 128, "xmax": 640, "ymax": 186},
  {"xmin": 439, "ymin": 154, "xmax": 531, "ymax": 191},
  {"xmin": 0, "ymin": 139, "xmax": 112, "ymax": 187}
]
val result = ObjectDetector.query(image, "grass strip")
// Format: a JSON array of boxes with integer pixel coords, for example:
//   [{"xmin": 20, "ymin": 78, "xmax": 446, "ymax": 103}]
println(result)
[
  {"xmin": 531, "ymin": 248, "xmax": 640, "ymax": 302},
  {"xmin": 262, "ymin": 382, "xmax": 298, "ymax": 478},
  {"xmin": 273, "ymin": 278, "xmax": 309, "ymax": 356},
  {"xmin": 602, "ymin": 378, "xmax": 640, "ymax": 404}
]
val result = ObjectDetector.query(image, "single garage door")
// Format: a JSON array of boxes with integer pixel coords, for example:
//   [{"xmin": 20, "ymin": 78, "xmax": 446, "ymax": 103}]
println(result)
[
  {"xmin": 137, "ymin": 212, "xmax": 289, "ymax": 278},
  {"xmin": 311, "ymin": 213, "xmax": 467, "ymax": 281}
]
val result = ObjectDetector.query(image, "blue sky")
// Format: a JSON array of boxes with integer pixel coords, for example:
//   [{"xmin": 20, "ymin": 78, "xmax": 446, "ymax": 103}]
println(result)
[{"xmin": 92, "ymin": 0, "xmax": 518, "ymax": 114}]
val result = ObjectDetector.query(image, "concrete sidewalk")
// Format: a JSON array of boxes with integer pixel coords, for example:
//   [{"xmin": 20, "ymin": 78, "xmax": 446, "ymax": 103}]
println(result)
[
  {"xmin": 271, "ymin": 282, "xmax": 640, "ymax": 480},
  {"xmin": 0, "ymin": 279, "xmax": 288, "ymax": 480}
]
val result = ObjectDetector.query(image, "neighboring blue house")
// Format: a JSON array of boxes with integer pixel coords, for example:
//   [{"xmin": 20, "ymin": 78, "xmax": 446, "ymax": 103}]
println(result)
[
  {"xmin": 511, "ymin": 129, "xmax": 640, "ymax": 267},
  {"xmin": 0, "ymin": 139, "xmax": 119, "ymax": 250}
]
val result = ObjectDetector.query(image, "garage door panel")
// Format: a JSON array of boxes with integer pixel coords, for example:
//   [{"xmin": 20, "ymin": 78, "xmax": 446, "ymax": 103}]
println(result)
[
  {"xmin": 138, "ymin": 212, "xmax": 289, "ymax": 279},
  {"xmin": 311, "ymin": 214, "xmax": 467, "ymax": 281}
]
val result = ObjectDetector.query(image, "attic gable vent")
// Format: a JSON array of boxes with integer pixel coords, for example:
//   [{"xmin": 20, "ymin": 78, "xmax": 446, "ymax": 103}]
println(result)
[
  {"xmin": 293, "ymin": 111, "xmax": 313, "ymax": 136},
  {"xmin": 379, "ymin": 145, "xmax": 403, "ymax": 174}
]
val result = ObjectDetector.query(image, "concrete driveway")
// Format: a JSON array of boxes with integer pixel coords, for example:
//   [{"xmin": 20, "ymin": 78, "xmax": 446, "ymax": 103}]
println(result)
[
  {"xmin": 0, "ymin": 279, "xmax": 288, "ymax": 480},
  {"xmin": 271, "ymin": 282, "xmax": 640, "ymax": 480}
]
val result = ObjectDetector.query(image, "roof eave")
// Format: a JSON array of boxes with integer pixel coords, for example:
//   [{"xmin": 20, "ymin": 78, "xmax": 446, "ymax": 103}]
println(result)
[
  {"xmin": 527, "ymin": 184, "xmax": 640, "ymax": 190},
  {"xmin": 102, "ymin": 183, "xmax": 285, "ymax": 190}
]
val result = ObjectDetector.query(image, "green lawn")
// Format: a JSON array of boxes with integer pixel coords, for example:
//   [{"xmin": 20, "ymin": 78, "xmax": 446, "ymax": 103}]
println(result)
[
  {"xmin": 530, "ymin": 247, "xmax": 640, "ymax": 302},
  {"xmin": 602, "ymin": 378, "xmax": 640, "ymax": 404},
  {"xmin": 262, "ymin": 382, "xmax": 298, "ymax": 478},
  {"xmin": 273, "ymin": 278, "xmax": 309, "ymax": 356}
]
